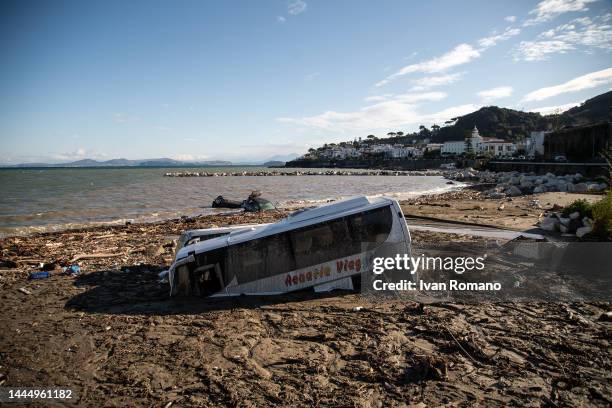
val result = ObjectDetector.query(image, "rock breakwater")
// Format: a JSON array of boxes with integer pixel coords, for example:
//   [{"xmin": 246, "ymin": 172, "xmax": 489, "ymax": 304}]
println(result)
[
  {"xmin": 164, "ymin": 169, "xmax": 446, "ymax": 177},
  {"xmin": 446, "ymin": 168, "xmax": 608, "ymax": 198}
]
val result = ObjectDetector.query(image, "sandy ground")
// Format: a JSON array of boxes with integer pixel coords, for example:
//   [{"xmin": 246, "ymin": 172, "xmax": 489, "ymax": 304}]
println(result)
[
  {"xmin": 1, "ymin": 193, "xmax": 611, "ymax": 407},
  {"xmin": 401, "ymin": 189, "xmax": 603, "ymax": 231}
]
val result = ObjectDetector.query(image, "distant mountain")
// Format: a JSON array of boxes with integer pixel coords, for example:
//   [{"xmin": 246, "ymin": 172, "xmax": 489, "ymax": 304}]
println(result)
[
  {"xmin": 262, "ymin": 153, "xmax": 300, "ymax": 163},
  {"xmin": 8, "ymin": 158, "xmax": 233, "ymax": 168},
  {"xmin": 433, "ymin": 90, "xmax": 612, "ymax": 142},
  {"xmin": 263, "ymin": 160, "xmax": 286, "ymax": 167}
]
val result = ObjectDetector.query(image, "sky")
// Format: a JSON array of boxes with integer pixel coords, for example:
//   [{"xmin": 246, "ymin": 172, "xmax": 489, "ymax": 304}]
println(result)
[{"xmin": 0, "ymin": 0, "xmax": 611, "ymax": 164}]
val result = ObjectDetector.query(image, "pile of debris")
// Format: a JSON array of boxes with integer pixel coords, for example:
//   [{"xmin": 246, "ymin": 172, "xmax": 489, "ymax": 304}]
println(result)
[{"xmin": 447, "ymin": 169, "xmax": 608, "ymax": 198}]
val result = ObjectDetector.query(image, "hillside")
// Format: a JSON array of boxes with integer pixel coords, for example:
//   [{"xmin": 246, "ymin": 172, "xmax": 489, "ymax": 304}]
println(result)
[
  {"xmin": 561, "ymin": 91, "xmax": 612, "ymax": 125},
  {"xmin": 434, "ymin": 107, "xmax": 548, "ymax": 142},
  {"xmin": 433, "ymin": 90, "xmax": 612, "ymax": 143}
]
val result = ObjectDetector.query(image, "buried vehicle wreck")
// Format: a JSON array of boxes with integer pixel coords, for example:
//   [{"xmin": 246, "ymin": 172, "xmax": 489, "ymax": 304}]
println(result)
[{"xmin": 169, "ymin": 196, "xmax": 411, "ymax": 296}]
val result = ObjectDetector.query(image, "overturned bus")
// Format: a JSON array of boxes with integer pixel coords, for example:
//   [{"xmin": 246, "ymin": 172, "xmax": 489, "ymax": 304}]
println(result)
[{"xmin": 169, "ymin": 196, "xmax": 411, "ymax": 296}]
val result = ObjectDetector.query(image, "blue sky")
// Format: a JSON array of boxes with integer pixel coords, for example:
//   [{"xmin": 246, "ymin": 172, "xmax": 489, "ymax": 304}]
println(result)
[{"xmin": 1, "ymin": 0, "xmax": 611, "ymax": 163}]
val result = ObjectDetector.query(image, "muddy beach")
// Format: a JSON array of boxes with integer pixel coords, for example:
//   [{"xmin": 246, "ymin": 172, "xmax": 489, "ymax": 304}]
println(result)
[{"xmin": 1, "ymin": 193, "xmax": 611, "ymax": 407}]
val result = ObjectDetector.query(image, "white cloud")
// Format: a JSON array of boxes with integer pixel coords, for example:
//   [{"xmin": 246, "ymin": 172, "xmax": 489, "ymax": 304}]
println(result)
[
  {"xmin": 410, "ymin": 72, "xmax": 464, "ymax": 91},
  {"xmin": 113, "ymin": 113, "xmax": 140, "ymax": 123},
  {"xmin": 523, "ymin": 67, "xmax": 612, "ymax": 101},
  {"xmin": 364, "ymin": 94, "xmax": 393, "ymax": 102},
  {"xmin": 514, "ymin": 40, "xmax": 575, "ymax": 60},
  {"xmin": 524, "ymin": 0, "xmax": 596, "ymax": 26},
  {"xmin": 478, "ymin": 27, "xmax": 521, "ymax": 49},
  {"xmin": 52, "ymin": 148, "xmax": 108, "ymax": 162},
  {"xmin": 288, "ymin": 0, "xmax": 307, "ymax": 15},
  {"xmin": 376, "ymin": 44, "xmax": 480, "ymax": 87},
  {"xmin": 514, "ymin": 14, "xmax": 612, "ymax": 61},
  {"xmin": 276, "ymin": 92, "xmax": 470, "ymax": 132},
  {"xmin": 505, "ymin": 16, "xmax": 517, "ymax": 23},
  {"xmin": 277, "ymin": 16, "xmax": 286, "ymax": 23},
  {"xmin": 477, "ymin": 86, "xmax": 514, "ymax": 102},
  {"xmin": 304, "ymin": 72, "xmax": 320, "ymax": 81},
  {"xmin": 171, "ymin": 154, "xmax": 209, "ymax": 161},
  {"xmin": 528, "ymin": 101, "xmax": 582, "ymax": 114}
]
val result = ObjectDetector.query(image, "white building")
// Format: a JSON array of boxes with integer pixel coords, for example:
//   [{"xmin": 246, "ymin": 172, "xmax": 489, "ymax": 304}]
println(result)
[
  {"xmin": 442, "ymin": 126, "xmax": 517, "ymax": 157},
  {"xmin": 526, "ymin": 131, "xmax": 547, "ymax": 157},
  {"xmin": 441, "ymin": 141, "xmax": 466, "ymax": 155},
  {"xmin": 389, "ymin": 145, "xmax": 416, "ymax": 158},
  {"xmin": 320, "ymin": 146, "xmax": 360, "ymax": 159},
  {"xmin": 480, "ymin": 141, "xmax": 516, "ymax": 157}
]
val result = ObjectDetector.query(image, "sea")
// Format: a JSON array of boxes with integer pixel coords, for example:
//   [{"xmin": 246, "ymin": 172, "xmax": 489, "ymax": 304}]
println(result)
[{"xmin": 0, "ymin": 166, "xmax": 463, "ymax": 237}]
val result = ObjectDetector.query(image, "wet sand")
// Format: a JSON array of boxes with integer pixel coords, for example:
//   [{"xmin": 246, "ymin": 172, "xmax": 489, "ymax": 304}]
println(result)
[{"xmin": 1, "ymin": 193, "xmax": 610, "ymax": 407}]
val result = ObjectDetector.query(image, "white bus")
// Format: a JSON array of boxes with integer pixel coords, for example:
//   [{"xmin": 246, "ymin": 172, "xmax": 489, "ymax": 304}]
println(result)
[{"xmin": 169, "ymin": 196, "xmax": 411, "ymax": 297}]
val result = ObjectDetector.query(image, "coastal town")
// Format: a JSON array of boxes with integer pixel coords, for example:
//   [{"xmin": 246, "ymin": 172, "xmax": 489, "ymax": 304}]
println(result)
[{"xmin": 294, "ymin": 122, "xmax": 609, "ymax": 165}]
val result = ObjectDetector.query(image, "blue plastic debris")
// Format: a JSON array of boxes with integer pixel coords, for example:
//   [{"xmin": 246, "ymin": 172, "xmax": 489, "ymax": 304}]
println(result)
[{"xmin": 29, "ymin": 271, "xmax": 52, "ymax": 280}]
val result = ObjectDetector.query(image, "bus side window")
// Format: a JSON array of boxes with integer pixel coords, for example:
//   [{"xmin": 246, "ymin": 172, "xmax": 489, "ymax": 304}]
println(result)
[
  {"xmin": 265, "ymin": 233, "xmax": 295, "ymax": 277},
  {"xmin": 348, "ymin": 205, "xmax": 393, "ymax": 250},
  {"xmin": 227, "ymin": 239, "xmax": 266, "ymax": 283},
  {"xmin": 290, "ymin": 224, "xmax": 335, "ymax": 269}
]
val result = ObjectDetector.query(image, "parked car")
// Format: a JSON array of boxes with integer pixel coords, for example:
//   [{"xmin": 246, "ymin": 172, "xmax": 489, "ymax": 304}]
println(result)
[
  {"xmin": 518, "ymin": 155, "xmax": 525, "ymax": 160},
  {"xmin": 554, "ymin": 155, "xmax": 568, "ymax": 162}
]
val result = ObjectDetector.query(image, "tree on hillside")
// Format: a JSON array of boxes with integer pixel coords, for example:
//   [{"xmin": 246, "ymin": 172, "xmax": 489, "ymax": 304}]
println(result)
[
  {"xmin": 396, "ymin": 131, "xmax": 404, "ymax": 137},
  {"xmin": 387, "ymin": 132, "xmax": 396, "ymax": 137},
  {"xmin": 367, "ymin": 134, "xmax": 377, "ymax": 140}
]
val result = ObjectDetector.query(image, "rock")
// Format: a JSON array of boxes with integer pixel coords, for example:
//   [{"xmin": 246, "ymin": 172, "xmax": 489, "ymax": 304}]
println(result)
[
  {"xmin": 574, "ymin": 183, "xmax": 588, "ymax": 193},
  {"xmin": 533, "ymin": 185, "xmax": 546, "ymax": 194},
  {"xmin": 567, "ymin": 182, "xmax": 576, "ymax": 192},
  {"xmin": 559, "ymin": 217, "xmax": 570, "ymax": 227},
  {"xmin": 509, "ymin": 176, "xmax": 520, "ymax": 185},
  {"xmin": 539, "ymin": 216, "xmax": 559, "ymax": 232},
  {"xmin": 576, "ymin": 225, "xmax": 592, "ymax": 238},
  {"xmin": 560, "ymin": 224, "xmax": 569, "ymax": 233},
  {"xmin": 583, "ymin": 217, "xmax": 593, "ymax": 228},
  {"xmin": 498, "ymin": 204, "xmax": 505, "ymax": 211},
  {"xmin": 520, "ymin": 181, "xmax": 534, "ymax": 189},
  {"xmin": 588, "ymin": 183, "xmax": 608, "ymax": 192},
  {"xmin": 569, "ymin": 211, "xmax": 580, "ymax": 220},
  {"xmin": 505, "ymin": 186, "xmax": 522, "ymax": 197},
  {"xmin": 568, "ymin": 218, "xmax": 583, "ymax": 233},
  {"xmin": 487, "ymin": 191, "xmax": 506, "ymax": 199}
]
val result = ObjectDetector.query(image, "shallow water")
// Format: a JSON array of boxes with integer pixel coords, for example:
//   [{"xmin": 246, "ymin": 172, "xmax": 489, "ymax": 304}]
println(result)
[{"xmin": 0, "ymin": 167, "xmax": 462, "ymax": 237}]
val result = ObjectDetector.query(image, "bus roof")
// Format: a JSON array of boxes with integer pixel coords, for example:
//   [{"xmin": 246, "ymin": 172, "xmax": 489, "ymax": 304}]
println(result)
[{"xmin": 174, "ymin": 196, "xmax": 396, "ymax": 261}]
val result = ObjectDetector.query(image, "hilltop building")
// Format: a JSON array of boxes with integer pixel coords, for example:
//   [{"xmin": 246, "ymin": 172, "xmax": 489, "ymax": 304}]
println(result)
[{"xmin": 441, "ymin": 126, "xmax": 517, "ymax": 157}]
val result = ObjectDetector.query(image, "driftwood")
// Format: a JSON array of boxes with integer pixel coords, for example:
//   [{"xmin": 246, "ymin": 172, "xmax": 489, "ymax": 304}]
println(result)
[{"xmin": 70, "ymin": 253, "xmax": 122, "ymax": 263}]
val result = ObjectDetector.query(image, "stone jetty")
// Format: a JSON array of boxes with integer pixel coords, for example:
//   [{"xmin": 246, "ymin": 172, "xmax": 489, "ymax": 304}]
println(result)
[{"xmin": 164, "ymin": 169, "xmax": 446, "ymax": 177}]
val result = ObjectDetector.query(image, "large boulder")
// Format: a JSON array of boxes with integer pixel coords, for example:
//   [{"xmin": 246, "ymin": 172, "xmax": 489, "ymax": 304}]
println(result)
[
  {"xmin": 539, "ymin": 216, "xmax": 559, "ymax": 231},
  {"xmin": 505, "ymin": 186, "xmax": 522, "ymax": 197},
  {"xmin": 533, "ymin": 185, "xmax": 547, "ymax": 194},
  {"xmin": 576, "ymin": 226, "xmax": 592, "ymax": 238},
  {"xmin": 574, "ymin": 183, "xmax": 588, "ymax": 193}
]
